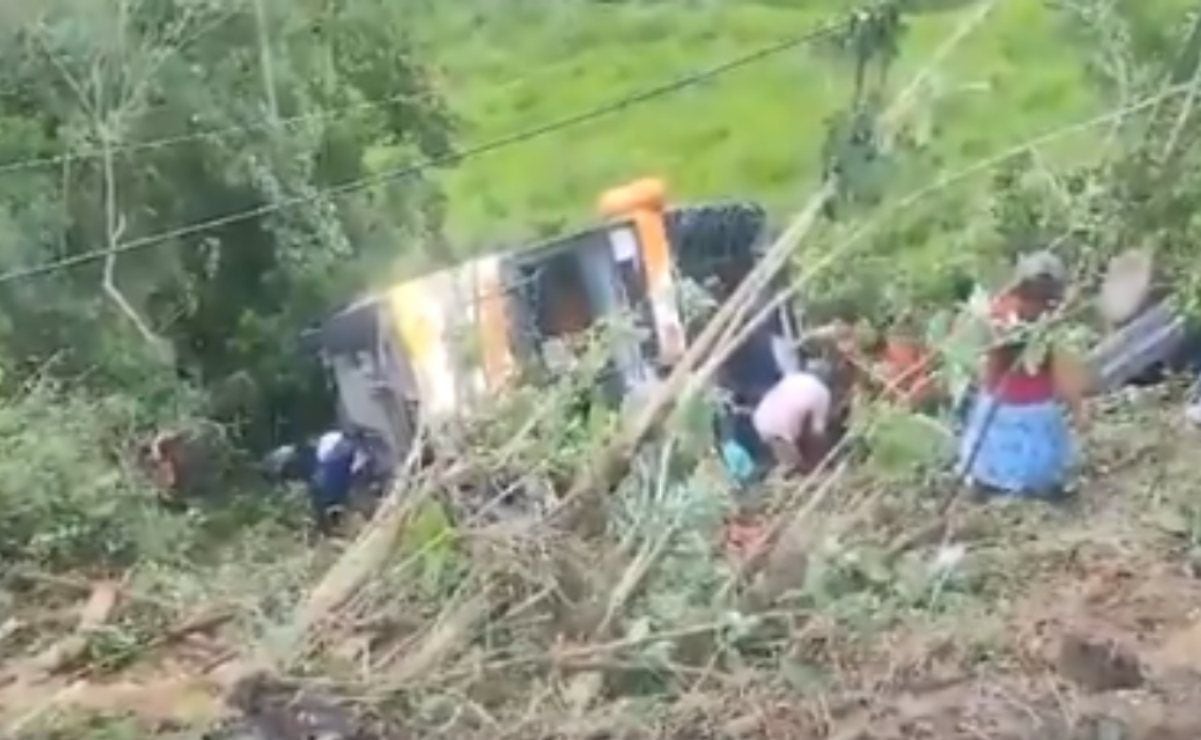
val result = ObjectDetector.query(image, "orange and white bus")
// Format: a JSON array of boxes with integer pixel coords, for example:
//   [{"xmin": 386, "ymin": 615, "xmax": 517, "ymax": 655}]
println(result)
[{"xmin": 312, "ymin": 179, "xmax": 800, "ymax": 467}]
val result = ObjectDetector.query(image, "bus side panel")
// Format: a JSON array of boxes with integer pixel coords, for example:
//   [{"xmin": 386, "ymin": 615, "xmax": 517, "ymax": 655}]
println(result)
[
  {"xmin": 468, "ymin": 255, "xmax": 515, "ymax": 393},
  {"xmin": 632, "ymin": 209, "xmax": 685, "ymax": 364},
  {"xmin": 386, "ymin": 258, "xmax": 513, "ymax": 426},
  {"xmin": 458, "ymin": 254, "xmax": 511, "ymax": 394},
  {"xmin": 387, "ymin": 277, "xmax": 459, "ymax": 421}
]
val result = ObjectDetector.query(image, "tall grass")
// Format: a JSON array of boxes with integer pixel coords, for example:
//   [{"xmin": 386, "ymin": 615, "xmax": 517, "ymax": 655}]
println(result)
[{"xmin": 409, "ymin": 0, "xmax": 1107, "ymax": 248}]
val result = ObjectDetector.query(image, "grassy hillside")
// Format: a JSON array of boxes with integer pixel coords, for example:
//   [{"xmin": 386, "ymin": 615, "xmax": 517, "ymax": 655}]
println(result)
[{"xmin": 407, "ymin": 0, "xmax": 1125, "ymax": 249}]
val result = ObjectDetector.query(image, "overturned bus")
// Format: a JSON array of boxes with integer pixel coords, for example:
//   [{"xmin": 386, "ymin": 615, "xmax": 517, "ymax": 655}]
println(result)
[{"xmin": 311, "ymin": 179, "xmax": 801, "ymax": 468}]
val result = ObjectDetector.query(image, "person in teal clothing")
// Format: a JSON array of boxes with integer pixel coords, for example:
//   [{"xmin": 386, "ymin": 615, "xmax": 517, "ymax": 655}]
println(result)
[
  {"xmin": 720, "ymin": 429, "xmax": 758, "ymax": 486},
  {"xmin": 714, "ymin": 315, "xmax": 789, "ymax": 485}
]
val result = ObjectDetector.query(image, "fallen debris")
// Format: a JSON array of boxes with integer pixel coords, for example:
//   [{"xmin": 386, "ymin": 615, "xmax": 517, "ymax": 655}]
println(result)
[{"xmin": 29, "ymin": 580, "xmax": 120, "ymax": 677}]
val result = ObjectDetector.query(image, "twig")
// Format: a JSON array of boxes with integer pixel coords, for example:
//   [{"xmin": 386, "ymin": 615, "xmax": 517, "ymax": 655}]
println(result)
[
  {"xmin": 880, "ymin": 0, "xmax": 1001, "ymax": 144},
  {"xmin": 700, "ymin": 82, "xmax": 1193, "ymax": 398},
  {"xmin": 252, "ymin": 0, "xmax": 280, "ymax": 127},
  {"xmin": 245, "ymin": 11, "xmax": 1196, "ymax": 709},
  {"xmin": 381, "ymin": 593, "xmax": 489, "ymax": 688},
  {"xmin": 289, "ymin": 488, "xmax": 427, "ymax": 652},
  {"xmin": 594, "ymin": 440, "xmax": 680, "ymax": 637},
  {"xmin": 556, "ymin": 657, "xmax": 739, "ymax": 684},
  {"xmin": 6, "ymin": 566, "xmax": 173, "ymax": 611},
  {"xmin": 27, "ymin": 581, "xmax": 120, "ymax": 676},
  {"xmin": 416, "ymin": 608, "xmax": 812, "ymax": 691},
  {"xmin": 1162, "ymin": 38, "xmax": 1201, "ymax": 162},
  {"xmin": 32, "ymin": 25, "xmax": 96, "ymax": 120},
  {"xmin": 148, "ymin": 607, "xmax": 237, "ymax": 649},
  {"xmin": 0, "ymin": 618, "xmax": 22, "ymax": 646},
  {"xmin": 552, "ymin": 181, "xmax": 837, "ymax": 534}
]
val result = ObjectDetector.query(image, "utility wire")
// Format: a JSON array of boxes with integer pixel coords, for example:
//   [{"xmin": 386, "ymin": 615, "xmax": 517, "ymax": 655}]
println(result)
[
  {"xmin": 0, "ymin": 21, "xmax": 844, "ymax": 285},
  {"xmin": 0, "ymin": 34, "xmax": 586, "ymax": 176},
  {"xmin": 1, "ymin": 46, "xmax": 600, "ymax": 177},
  {"xmin": 0, "ymin": 87, "xmax": 444, "ymax": 177}
]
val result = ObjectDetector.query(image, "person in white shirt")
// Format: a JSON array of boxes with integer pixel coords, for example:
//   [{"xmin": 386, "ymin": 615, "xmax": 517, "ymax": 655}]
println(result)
[{"xmin": 752, "ymin": 370, "xmax": 834, "ymax": 473}]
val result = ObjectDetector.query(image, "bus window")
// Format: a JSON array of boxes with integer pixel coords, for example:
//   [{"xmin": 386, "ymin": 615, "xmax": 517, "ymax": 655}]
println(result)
[{"xmin": 537, "ymin": 254, "xmax": 593, "ymax": 339}]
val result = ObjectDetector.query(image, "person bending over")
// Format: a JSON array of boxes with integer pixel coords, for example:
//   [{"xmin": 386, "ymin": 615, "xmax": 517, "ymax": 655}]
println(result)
[{"xmin": 752, "ymin": 370, "xmax": 835, "ymax": 475}]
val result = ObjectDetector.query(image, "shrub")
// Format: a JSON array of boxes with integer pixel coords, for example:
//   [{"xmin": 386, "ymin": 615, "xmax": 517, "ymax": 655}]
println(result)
[{"xmin": 0, "ymin": 382, "xmax": 196, "ymax": 569}]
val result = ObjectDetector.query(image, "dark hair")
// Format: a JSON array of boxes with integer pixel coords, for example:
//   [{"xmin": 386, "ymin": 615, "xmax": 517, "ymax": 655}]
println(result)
[{"xmin": 1014, "ymin": 275, "xmax": 1063, "ymax": 318}]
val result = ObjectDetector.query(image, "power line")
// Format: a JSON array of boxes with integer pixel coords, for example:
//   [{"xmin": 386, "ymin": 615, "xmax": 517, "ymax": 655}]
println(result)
[
  {"xmin": 0, "ymin": 21, "xmax": 844, "ymax": 285},
  {"xmin": 0, "ymin": 5, "xmax": 247, "ymax": 176},
  {"xmin": 0, "ymin": 88, "xmax": 444, "ymax": 177},
  {"xmin": 3, "ymin": 32, "xmax": 634, "ymax": 178},
  {"xmin": 0, "ymin": 22, "xmax": 842, "ymax": 177},
  {"xmin": 0, "ymin": 27, "xmax": 596, "ymax": 177}
]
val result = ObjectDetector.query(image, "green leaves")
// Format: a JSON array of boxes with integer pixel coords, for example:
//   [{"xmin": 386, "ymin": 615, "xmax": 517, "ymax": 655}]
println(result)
[
  {"xmin": 402, "ymin": 498, "xmax": 461, "ymax": 595},
  {"xmin": 823, "ymin": 103, "xmax": 892, "ymax": 213},
  {"xmin": 0, "ymin": 383, "xmax": 192, "ymax": 568},
  {"xmin": 0, "ymin": 0, "xmax": 454, "ymax": 443},
  {"xmin": 1019, "ymin": 334, "xmax": 1052, "ymax": 376},
  {"xmin": 837, "ymin": 1, "xmax": 906, "ymax": 103},
  {"xmin": 864, "ymin": 405, "xmax": 953, "ymax": 477},
  {"xmin": 822, "ymin": 1, "xmax": 909, "ymax": 217}
]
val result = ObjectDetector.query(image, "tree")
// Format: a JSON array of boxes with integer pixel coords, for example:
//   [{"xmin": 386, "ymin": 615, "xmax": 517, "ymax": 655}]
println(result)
[
  {"xmin": 0, "ymin": 0, "xmax": 453, "ymax": 445},
  {"xmin": 1041, "ymin": 0, "xmax": 1201, "ymax": 309}
]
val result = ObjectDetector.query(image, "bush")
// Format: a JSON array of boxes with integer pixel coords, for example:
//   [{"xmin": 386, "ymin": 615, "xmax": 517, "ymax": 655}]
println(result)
[{"xmin": 0, "ymin": 383, "xmax": 199, "ymax": 569}]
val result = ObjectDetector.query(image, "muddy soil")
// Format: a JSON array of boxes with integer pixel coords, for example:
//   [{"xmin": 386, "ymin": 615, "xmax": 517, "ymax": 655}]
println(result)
[{"xmin": 7, "ymin": 396, "xmax": 1201, "ymax": 739}]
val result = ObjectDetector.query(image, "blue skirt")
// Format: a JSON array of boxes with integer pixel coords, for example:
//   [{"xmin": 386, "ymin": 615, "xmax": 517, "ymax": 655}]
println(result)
[{"xmin": 957, "ymin": 393, "xmax": 1074, "ymax": 497}]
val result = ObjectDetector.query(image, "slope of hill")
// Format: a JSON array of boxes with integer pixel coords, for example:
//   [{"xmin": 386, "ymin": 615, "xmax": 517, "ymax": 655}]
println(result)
[{"xmin": 407, "ymin": 0, "xmax": 1122, "ymax": 248}]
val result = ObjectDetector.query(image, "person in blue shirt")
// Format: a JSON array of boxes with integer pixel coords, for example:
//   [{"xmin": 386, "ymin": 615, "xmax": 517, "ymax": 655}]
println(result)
[
  {"xmin": 309, "ymin": 429, "xmax": 368, "ymax": 533},
  {"xmin": 263, "ymin": 429, "xmax": 370, "ymax": 534}
]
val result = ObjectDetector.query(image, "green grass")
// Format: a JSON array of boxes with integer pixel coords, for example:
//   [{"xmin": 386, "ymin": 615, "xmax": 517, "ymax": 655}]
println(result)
[{"xmin": 406, "ymin": 0, "xmax": 1139, "ymax": 248}]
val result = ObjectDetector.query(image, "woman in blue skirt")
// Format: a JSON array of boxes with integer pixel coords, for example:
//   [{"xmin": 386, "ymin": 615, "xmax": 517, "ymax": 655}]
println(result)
[{"xmin": 958, "ymin": 252, "xmax": 1087, "ymax": 498}]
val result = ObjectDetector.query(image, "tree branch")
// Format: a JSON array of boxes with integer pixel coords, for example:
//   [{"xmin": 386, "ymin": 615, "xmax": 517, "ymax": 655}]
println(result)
[
  {"xmin": 253, "ymin": 0, "xmax": 280, "ymax": 127},
  {"xmin": 33, "ymin": 23, "xmax": 96, "ymax": 121},
  {"xmin": 100, "ymin": 121, "xmax": 173, "ymax": 363},
  {"xmin": 1162, "ymin": 41, "xmax": 1201, "ymax": 162}
]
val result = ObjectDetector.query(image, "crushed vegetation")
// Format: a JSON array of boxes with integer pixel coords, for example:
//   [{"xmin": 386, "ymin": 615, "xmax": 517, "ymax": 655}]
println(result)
[
  {"xmin": 7, "ymin": 370, "xmax": 1201, "ymax": 740},
  {"xmin": 4, "ymin": 1, "xmax": 1201, "ymax": 739}
]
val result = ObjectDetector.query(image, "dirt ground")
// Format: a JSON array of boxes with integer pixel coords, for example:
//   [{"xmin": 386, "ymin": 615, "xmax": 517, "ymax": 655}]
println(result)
[
  {"xmin": 668, "ymin": 392, "xmax": 1201, "ymax": 740},
  {"xmin": 6, "ymin": 391, "xmax": 1201, "ymax": 739}
]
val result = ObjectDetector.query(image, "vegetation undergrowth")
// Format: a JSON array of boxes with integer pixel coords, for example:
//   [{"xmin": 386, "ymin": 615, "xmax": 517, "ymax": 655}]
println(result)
[{"xmin": 8, "ymin": 0, "xmax": 1201, "ymax": 739}]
